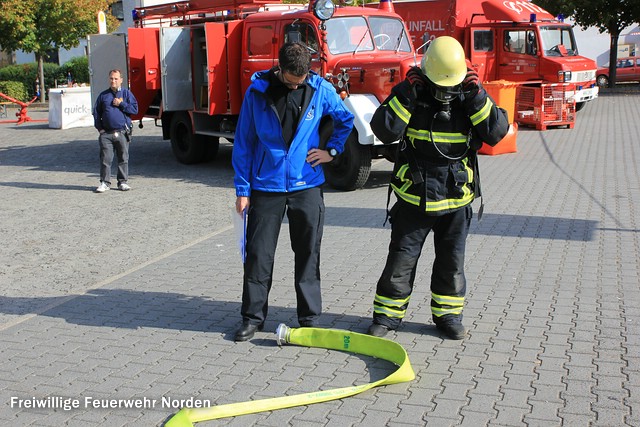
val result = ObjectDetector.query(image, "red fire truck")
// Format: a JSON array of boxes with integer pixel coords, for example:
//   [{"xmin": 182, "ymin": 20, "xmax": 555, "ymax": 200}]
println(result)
[
  {"xmin": 386, "ymin": 0, "xmax": 599, "ymax": 111},
  {"xmin": 88, "ymin": 0, "xmax": 418, "ymax": 190}
]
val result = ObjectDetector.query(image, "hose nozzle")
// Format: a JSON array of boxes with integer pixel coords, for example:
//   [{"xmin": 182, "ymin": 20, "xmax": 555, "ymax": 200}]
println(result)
[{"xmin": 275, "ymin": 323, "xmax": 291, "ymax": 346}]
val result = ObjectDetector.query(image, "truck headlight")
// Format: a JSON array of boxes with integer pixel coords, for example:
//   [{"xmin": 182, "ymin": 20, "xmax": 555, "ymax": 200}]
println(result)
[{"xmin": 558, "ymin": 71, "xmax": 571, "ymax": 82}]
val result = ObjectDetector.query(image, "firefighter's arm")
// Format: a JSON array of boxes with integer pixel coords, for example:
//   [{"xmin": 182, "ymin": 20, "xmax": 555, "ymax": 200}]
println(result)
[
  {"xmin": 232, "ymin": 92, "xmax": 257, "ymax": 197},
  {"xmin": 370, "ymin": 81, "xmax": 415, "ymax": 144},
  {"xmin": 461, "ymin": 65, "xmax": 509, "ymax": 147}
]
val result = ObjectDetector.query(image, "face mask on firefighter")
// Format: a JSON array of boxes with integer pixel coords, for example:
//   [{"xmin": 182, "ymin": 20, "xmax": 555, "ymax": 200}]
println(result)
[
  {"xmin": 430, "ymin": 82, "xmax": 461, "ymax": 121},
  {"xmin": 431, "ymin": 83, "xmax": 461, "ymax": 103}
]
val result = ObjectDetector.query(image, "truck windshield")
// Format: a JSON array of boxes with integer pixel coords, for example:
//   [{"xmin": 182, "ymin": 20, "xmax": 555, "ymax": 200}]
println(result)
[
  {"xmin": 540, "ymin": 26, "xmax": 577, "ymax": 56},
  {"xmin": 325, "ymin": 16, "xmax": 411, "ymax": 54},
  {"xmin": 369, "ymin": 17, "xmax": 411, "ymax": 52}
]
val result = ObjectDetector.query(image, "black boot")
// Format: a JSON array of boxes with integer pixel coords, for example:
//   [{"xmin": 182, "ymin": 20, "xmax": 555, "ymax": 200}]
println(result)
[
  {"xmin": 367, "ymin": 323, "xmax": 392, "ymax": 337},
  {"xmin": 433, "ymin": 315, "xmax": 466, "ymax": 340},
  {"xmin": 235, "ymin": 322, "xmax": 264, "ymax": 341}
]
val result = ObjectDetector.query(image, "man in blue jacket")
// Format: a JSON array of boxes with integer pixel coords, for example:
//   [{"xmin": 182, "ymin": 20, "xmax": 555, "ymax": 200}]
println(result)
[
  {"xmin": 93, "ymin": 69, "xmax": 138, "ymax": 192},
  {"xmin": 232, "ymin": 42, "xmax": 354, "ymax": 341}
]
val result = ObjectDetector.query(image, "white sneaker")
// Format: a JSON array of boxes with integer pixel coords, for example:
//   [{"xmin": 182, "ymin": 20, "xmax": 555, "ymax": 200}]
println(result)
[
  {"xmin": 95, "ymin": 182, "xmax": 110, "ymax": 193},
  {"xmin": 118, "ymin": 182, "xmax": 131, "ymax": 191}
]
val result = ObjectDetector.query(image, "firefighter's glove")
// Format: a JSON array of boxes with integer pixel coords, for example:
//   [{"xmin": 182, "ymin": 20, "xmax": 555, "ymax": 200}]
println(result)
[
  {"xmin": 462, "ymin": 67, "xmax": 480, "ymax": 99},
  {"xmin": 405, "ymin": 66, "xmax": 427, "ymax": 109},
  {"xmin": 406, "ymin": 66, "xmax": 427, "ymax": 89}
]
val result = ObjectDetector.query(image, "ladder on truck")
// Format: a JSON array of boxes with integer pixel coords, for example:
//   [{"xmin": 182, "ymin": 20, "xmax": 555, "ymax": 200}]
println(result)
[{"xmin": 133, "ymin": 0, "xmax": 299, "ymax": 27}]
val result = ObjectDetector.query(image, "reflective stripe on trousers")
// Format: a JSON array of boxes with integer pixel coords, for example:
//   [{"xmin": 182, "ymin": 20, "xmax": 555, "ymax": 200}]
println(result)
[{"xmin": 372, "ymin": 202, "xmax": 471, "ymax": 329}]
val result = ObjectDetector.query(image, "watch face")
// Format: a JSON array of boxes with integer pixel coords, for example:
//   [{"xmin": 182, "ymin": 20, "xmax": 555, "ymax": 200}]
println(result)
[{"xmin": 329, "ymin": 148, "xmax": 338, "ymax": 157}]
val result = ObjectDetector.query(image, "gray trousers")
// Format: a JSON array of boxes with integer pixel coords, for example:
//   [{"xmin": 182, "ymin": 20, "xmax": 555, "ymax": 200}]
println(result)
[{"xmin": 99, "ymin": 131, "xmax": 129, "ymax": 185}]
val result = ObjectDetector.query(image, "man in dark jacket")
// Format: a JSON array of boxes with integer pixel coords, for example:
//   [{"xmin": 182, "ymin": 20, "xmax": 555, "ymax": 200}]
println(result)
[
  {"xmin": 93, "ymin": 69, "xmax": 138, "ymax": 192},
  {"xmin": 367, "ymin": 36, "xmax": 509, "ymax": 340},
  {"xmin": 232, "ymin": 42, "xmax": 354, "ymax": 341}
]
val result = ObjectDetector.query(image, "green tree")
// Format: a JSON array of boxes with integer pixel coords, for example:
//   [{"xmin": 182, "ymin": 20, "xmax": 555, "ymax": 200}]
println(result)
[
  {"xmin": 534, "ymin": 0, "xmax": 640, "ymax": 87},
  {"xmin": 0, "ymin": 0, "xmax": 118, "ymax": 101}
]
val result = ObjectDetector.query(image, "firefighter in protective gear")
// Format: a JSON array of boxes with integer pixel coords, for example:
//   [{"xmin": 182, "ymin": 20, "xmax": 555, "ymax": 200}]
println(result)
[{"xmin": 366, "ymin": 36, "xmax": 509, "ymax": 339}]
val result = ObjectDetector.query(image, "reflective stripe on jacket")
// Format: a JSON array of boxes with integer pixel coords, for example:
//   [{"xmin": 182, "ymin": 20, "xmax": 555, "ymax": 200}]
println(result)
[{"xmin": 370, "ymin": 79, "xmax": 509, "ymax": 215}]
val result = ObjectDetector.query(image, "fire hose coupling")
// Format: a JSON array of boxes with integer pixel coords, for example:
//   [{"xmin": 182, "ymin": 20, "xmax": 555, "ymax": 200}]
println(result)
[{"xmin": 275, "ymin": 323, "xmax": 292, "ymax": 346}]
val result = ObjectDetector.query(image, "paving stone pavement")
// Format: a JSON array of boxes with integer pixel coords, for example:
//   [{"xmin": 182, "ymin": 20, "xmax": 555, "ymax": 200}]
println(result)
[{"xmin": 0, "ymin": 89, "xmax": 638, "ymax": 427}]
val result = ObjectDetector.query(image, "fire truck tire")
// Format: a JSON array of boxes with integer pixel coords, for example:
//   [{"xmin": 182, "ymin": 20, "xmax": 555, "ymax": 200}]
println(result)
[
  {"xmin": 324, "ymin": 132, "xmax": 371, "ymax": 191},
  {"xmin": 170, "ymin": 113, "xmax": 206, "ymax": 164},
  {"xmin": 575, "ymin": 102, "xmax": 586, "ymax": 112}
]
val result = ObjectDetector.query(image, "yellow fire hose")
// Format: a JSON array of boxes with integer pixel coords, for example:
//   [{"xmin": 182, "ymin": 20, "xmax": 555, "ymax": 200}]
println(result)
[{"xmin": 165, "ymin": 324, "xmax": 415, "ymax": 427}]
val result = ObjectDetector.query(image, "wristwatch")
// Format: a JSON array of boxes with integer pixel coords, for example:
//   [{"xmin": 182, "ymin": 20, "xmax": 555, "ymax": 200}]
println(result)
[{"xmin": 328, "ymin": 148, "xmax": 338, "ymax": 158}]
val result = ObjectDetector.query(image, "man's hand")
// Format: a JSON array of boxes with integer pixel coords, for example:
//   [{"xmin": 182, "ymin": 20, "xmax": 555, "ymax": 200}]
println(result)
[
  {"xmin": 306, "ymin": 148, "xmax": 333, "ymax": 167},
  {"xmin": 112, "ymin": 97, "xmax": 123, "ymax": 107},
  {"xmin": 236, "ymin": 196, "xmax": 249, "ymax": 215}
]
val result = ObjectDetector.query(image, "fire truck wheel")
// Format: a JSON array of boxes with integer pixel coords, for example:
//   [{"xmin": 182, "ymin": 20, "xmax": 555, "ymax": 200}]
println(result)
[
  {"xmin": 170, "ymin": 113, "xmax": 207, "ymax": 164},
  {"xmin": 324, "ymin": 132, "xmax": 371, "ymax": 191},
  {"xmin": 574, "ymin": 102, "xmax": 586, "ymax": 112}
]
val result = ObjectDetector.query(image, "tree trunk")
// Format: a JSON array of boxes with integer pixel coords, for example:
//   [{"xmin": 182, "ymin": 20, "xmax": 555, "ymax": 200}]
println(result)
[
  {"xmin": 607, "ymin": 21, "xmax": 621, "ymax": 89},
  {"xmin": 38, "ymin": 54, "xmax": 45, "ymax": 103}
]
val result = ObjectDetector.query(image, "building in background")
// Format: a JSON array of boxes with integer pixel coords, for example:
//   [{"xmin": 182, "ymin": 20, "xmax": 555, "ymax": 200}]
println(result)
[{"xmin": 571, "ymin": 21, "xmax": 639, "ymax": 66}]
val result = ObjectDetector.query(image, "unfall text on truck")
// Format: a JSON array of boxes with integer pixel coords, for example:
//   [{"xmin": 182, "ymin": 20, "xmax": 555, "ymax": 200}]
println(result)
[
  {"xmin": 385, "ymin": 0, "xmax": 598, "ymax": 112},
  {"xmin": 124, "ymin": 0, "xmax": 419, "ymax": 191}
]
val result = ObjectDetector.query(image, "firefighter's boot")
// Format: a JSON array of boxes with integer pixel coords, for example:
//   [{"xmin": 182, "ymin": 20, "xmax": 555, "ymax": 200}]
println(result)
[
  {"xmin": 367, "ymin": 323, "xmax": 393, "ymax": 337},
  {"xmin": 433, "ymin": 314, "xmax": 466, "ymax": 340}
]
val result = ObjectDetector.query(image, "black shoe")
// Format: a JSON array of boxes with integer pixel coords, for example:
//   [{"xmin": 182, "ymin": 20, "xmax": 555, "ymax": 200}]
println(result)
[
  {"xmin": 434, "ymin": 315, "xmax": 466, "ymax": 340},
  {"xmin": 298, "ymin": 320, "xmax": 317, "ymax": 328},
  {"xmin": 234, "ymin": 322, "xmax": 264, "ymax": 341},
  {"xmin": 367, "ymin": 323, "xmax": 392, "ymax": 337}
]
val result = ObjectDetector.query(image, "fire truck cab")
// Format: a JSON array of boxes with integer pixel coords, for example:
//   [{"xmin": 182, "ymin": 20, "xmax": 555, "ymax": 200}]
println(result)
[
  {"xmin": 89, "ymin": 0, "xmax": 418, "ymax": 190},
  {"xmin": 389, "ymin": 0, "xmax": 599, "ymax": 111}
]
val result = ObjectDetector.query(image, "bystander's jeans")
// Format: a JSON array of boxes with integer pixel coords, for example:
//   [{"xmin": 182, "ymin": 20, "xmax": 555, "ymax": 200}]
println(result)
[{"xmin": 99, "ymin": 131, "xmax": 129, "ymax": 186}]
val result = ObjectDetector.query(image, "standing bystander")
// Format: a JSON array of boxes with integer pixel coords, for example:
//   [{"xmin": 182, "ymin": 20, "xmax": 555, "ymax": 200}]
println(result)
[
  {"xmin": 92, "ymin": 69, "xmax": 138, "ymax": 193},
  {"xmin": 232, "ymin": 42, "xmax": 354, "ymax": 341}
]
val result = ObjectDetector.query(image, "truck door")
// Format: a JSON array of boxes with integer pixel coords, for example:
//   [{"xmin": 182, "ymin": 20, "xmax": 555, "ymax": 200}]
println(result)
[
  {"xmin": 498, "ymin": 29, "xmax": 539, "ymax": 81},
  {"xmin": 242, "ymin": 22, "xmax": 277, "ymax": 94},
  {"xmin": 202, "ymin": 21, "xmax": 244, "ymax": 115},
  {"xmin": 468, "ymin": 28, "xmax": 496, "ymax": 82},
  {"xmin": 88, "ymin": 33, "xmax": 128, "ymax": 112},
  {"xmin": 204, "ymin": 22, "xmax": 228, "ymax": 116},
  {"xmin": 160, "ymin": 27, "xmax": 194, "ymax": 112},
  {"xmin": 128, "ymin": 27, "xmax": 160, "ymax": 120}
]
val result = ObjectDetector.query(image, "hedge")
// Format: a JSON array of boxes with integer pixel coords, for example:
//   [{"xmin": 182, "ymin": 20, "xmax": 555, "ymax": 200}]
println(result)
[
  {"xmin": 0, "ymin": 56, "xmax": 90, "ymax": 99},
  {"xmin": 0, "ymin": 81, "xmax": 28, "ymax": 102}
]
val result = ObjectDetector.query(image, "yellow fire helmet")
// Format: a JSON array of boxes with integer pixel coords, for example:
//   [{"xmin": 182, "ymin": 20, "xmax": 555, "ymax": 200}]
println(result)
[{"xmin": 421, "ymin": 36, "xmax": 467, "ymax": 87}]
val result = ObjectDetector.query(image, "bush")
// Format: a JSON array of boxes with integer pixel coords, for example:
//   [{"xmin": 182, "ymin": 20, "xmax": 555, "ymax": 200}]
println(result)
[
  {"xmin": 0, "ymin": 81, "xmax": 28, "ymax": 102},
  {"xmin": 60, "ymin": 56, "xmax": 90, "ymax": 85},
  {"xmin": 0, "ymin": 62, "xmax": 62, "ymax": 98}
]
